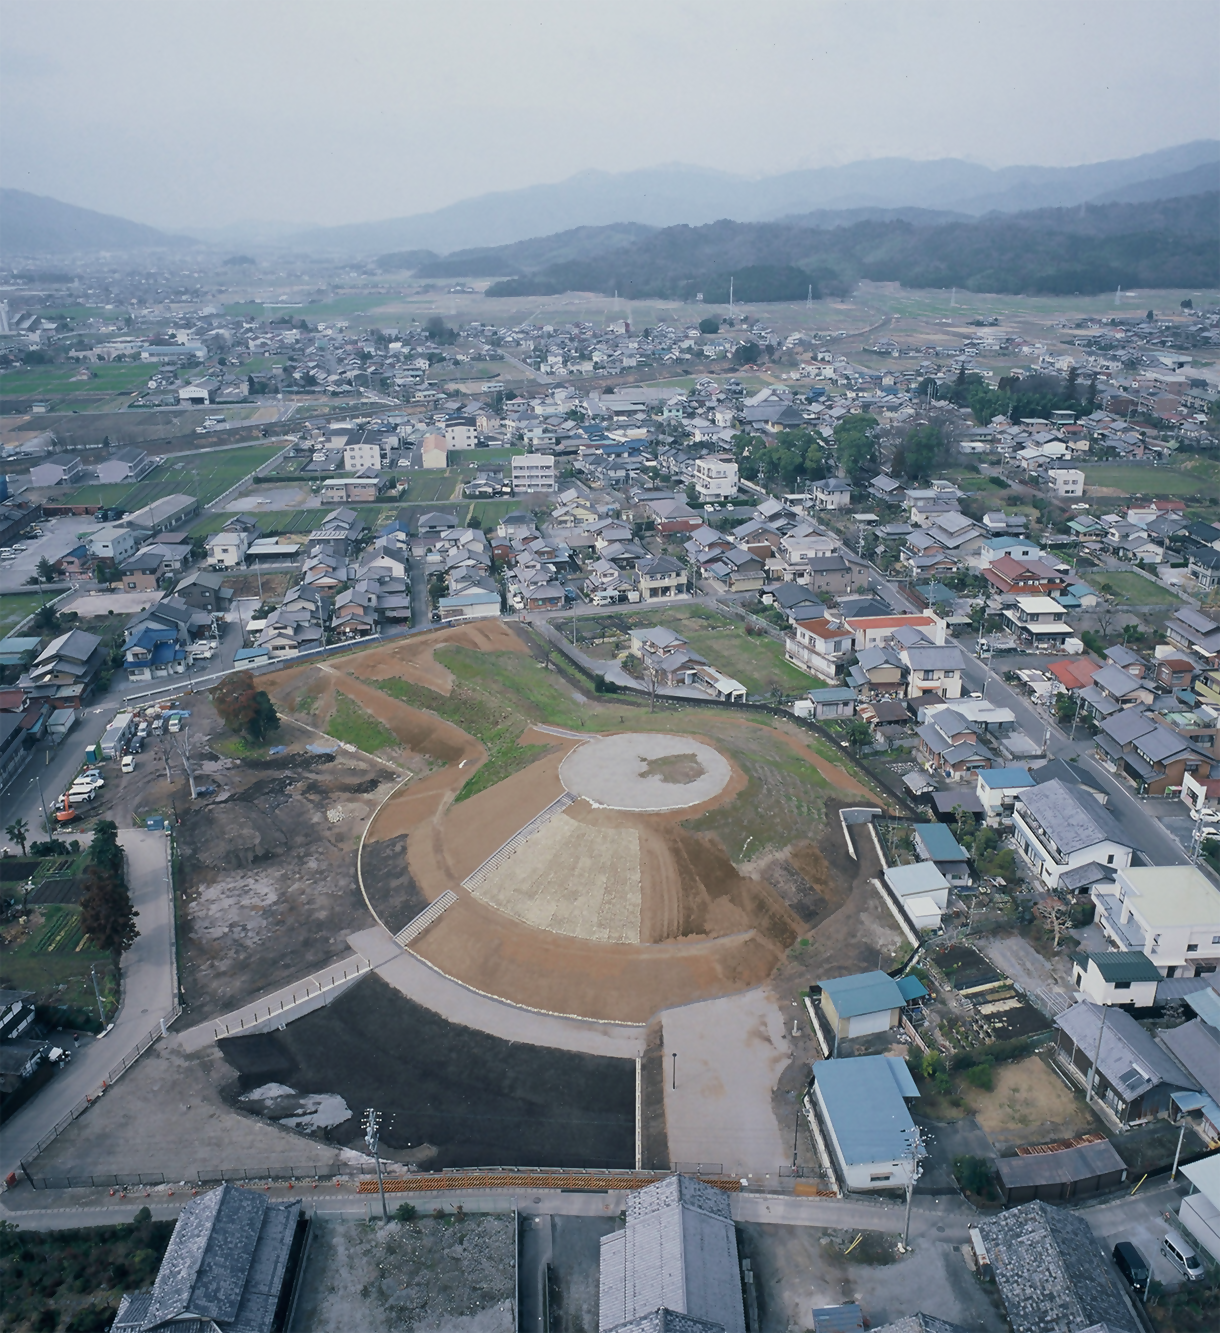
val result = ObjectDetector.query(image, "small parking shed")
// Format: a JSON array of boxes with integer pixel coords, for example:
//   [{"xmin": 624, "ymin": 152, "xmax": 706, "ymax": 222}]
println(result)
[{"xmin": 996, "ymin": 1136, "xmax": 1128, "ymax": 1204}]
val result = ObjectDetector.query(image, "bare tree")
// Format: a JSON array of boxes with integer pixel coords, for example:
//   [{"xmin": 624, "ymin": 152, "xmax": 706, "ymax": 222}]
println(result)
[{"xmin": 1037, "ymin": 895, "xmax": 1073, "ymax": 950}]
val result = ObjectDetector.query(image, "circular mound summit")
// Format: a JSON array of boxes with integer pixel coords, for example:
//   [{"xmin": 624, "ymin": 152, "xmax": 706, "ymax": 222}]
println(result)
[{"xmin": 558, "ymin": 732, "xmax": 732, "ymax": 811}]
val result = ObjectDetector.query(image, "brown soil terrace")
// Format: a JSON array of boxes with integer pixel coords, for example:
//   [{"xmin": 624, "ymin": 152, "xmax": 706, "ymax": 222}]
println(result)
[{"xmin": 265, "ymin": 623, "xmax": 878, "ymax": 1024}]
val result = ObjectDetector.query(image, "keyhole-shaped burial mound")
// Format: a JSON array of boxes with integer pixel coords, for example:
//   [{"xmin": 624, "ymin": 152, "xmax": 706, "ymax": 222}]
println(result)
[{"xmin": 558, "ymin": 732, "xmax": 732, "ymax": 812}]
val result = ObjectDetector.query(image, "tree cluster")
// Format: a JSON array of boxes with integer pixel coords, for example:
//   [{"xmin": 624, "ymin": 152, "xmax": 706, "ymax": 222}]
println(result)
[
  {"xmin": 211, "ymin": 671, "xmax": 280, "ymax": 742},
  {"xmin": 832, "ymin": 413, "xmax": 879, "ymax": 480},
  {"xmin": 483, "ymin": 194, "xmax": 1217, "ymax": 301},
  {"xmin": 730, "ymin": 428, "xmax": 827, "ymax": 488},
  {"xmin": 80, "ymin": 820, "xmax": 139, "ymax": 971}
]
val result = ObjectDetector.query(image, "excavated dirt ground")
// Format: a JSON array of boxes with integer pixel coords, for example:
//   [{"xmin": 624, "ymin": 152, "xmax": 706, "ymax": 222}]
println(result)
[
  {"xmin": 175, "ymin": 709, "xmax": 401, "ymax": 1023},
  {"xmin": 219, "ymin": 976, "xmax": 636, "ymax": 1169}
]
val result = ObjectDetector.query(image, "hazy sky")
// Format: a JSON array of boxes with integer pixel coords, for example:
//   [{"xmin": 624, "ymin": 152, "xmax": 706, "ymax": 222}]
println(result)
[{"xmin": 2, "ymin": 0, "xmax": 1217, "ymax": 231}]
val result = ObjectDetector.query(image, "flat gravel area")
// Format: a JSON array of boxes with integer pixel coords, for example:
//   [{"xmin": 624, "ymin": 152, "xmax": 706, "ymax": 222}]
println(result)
[{"xmin": 559, "ymin": 732, "xmax": 731, "ymax": 811}]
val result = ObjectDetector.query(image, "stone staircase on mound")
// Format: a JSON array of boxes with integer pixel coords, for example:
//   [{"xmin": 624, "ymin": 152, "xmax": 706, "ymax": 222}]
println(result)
[
  {"xmin": 461, "ymin": 791, "xmax": 578, "ymax": 890},
  {"xmin": 394, "ymin": 889, "xmax": 458, "ymax": 946}
]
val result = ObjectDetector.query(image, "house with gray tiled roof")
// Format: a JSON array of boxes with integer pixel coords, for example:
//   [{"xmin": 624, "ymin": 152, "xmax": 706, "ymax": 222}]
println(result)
[
  {"xmin": 977, "ymin": 1201, "xmax": 1139, "ymax": 1333},
  {"xmin": 599, "ymin": 1175, "xmax": 744, "ymax": 1333},
  {"xmin": 112, "ymin": 1183, "xmax": 303, "ymax": 1332}
]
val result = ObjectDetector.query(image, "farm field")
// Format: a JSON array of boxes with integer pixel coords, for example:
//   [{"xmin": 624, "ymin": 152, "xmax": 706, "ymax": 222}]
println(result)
[
  {"xmin": 0, "ymin": 362, "xmax": 151, "ymax": 400},
  {"xmin": 57, "ymin": 443, "xmax": 286, "ymax": 510},
  {"xmin": 403, "ymin": 472, "xmax": 459, "ymax": 503},
  {"xmin": 1083, "ymin": 460, "xmax": 1220, "ymax": 500},
  {"xmin": 0, "ymin": 902, "xmax": 114, "ymax": 1027},
  {"xmin": 0, "ymin": 592, "xmax": 46, "ymax": 635},
  {"xmin": 188, "ymin": 507, "xmax": 326, "ymax": 538}
]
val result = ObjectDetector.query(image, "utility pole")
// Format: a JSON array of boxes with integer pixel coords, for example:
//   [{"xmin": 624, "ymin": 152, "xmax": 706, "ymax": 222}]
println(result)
[
  {"xmin": 900, "ymin": 1125, "xmax": 925, "ymax": 1251},
  {"xmin": 1085, "ymin": 1003, "xmax": 1108, "ymax": 1103},
  {"xmin": 90, "ymin": 964, "xmax": 106, "ymax": 1026},
  {"xmin": 1170, "ymin": 1118, "xmax": 1187, "ymax": 1182},
  {"xmin": 364, "ymin": 1107, "xmax": 389, "ymax": 1221},
  {"xmin": 792, "ymin": 1073, "xmax": 812, "ymax": 1170}
]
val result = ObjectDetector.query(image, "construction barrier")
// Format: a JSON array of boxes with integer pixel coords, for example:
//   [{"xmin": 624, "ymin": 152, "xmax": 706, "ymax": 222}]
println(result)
[{"xmin": 357, "ymin": 1171, "xmax": 742, "ymax": 1194}]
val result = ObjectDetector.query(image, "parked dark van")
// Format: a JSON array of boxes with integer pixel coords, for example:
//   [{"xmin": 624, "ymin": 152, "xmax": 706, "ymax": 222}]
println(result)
[{"xmin": 1112, "ymin": 1241, "xmax": 1150, "ymax": 1296}]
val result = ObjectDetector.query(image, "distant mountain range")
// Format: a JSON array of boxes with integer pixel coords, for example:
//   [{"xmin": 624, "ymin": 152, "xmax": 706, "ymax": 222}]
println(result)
[
  {"xmin": 477, "ymin": 193, "xmax": 1219, "ymax": 302},
  {"xmin": 284, "ymin": 139, "xmax": 1220, "ymax": 255},
  {"xmin": 1, "ymin": 140, "xmax": 1216, "ymax": 262},
  {"xmin": 0, "ymin": 188, "xmax": 196, "ymax": 258}
]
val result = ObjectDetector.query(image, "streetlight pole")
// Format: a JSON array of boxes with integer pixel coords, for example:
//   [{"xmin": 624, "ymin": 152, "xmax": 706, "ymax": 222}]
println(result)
[
  {"xmin": 672, "ymin": 1052, "xmax": 677, "ymax": 1091},
  {"xmin": 90, "ymin": 964, "xmax": 106, "ymax": 1027},
  {"xmin": 30, "ymin": 775, "xmax": 51, "ymax": 838}
]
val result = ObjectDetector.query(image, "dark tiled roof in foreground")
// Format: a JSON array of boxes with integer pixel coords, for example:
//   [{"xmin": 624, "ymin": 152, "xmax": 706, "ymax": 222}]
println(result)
[
  {"xmin": 978, "ymin": 1201, "xmax": 1138, "ymax": 1333},
  {"xmin": 113, "ymin": 1183, "xmax": 300, "ymax": 1333}
]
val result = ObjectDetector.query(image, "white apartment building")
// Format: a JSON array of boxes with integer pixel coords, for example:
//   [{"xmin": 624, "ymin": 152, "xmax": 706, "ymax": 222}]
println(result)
[
  {"xmin": 445, "ymin": 419, "xmax": 478, "ymax": 450},
  {"xmin": 1092, "ymin": 865, "xmax": 1220, "ymax": 978},
  {"xmin": 693, "ymin": 456, "xmax": 739, "ymax": 501},
  {"xmin": 343, "ymin": 441, "xmax": 383, "ymax": 472},
  {"xmin": 89, "ymin": 525, "xmax": 140, "ymax": 563},
  {"xmin": 512, "ymin": 452, "xmax": 556, "ymax": 494},
  {"xmin": 1049, "ymin": 467, "xmax": 1085, "ymax": 498}
]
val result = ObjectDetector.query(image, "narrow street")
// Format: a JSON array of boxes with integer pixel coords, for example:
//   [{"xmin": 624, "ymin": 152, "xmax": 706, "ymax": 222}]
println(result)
[
  {"xmin": 866, "ymin": 567, "xmax": 1194, "ymax": 869},
  {"xmin": 0, "ymin": 828, "xmax": 177, "ymax": 1184}
]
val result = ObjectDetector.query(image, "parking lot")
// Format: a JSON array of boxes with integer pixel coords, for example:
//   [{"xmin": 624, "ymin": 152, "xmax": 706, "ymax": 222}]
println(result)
[{"xmin": 0, "ymin": 512, "xmax": 105, "ymax": 589}]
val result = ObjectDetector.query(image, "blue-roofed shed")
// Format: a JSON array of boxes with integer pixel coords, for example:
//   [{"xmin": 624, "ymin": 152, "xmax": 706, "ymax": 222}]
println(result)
[
  {"xmin": 811, "ymin": 1056, "xmax": 920, "ymax": 1191},
  {"xmin": 819, "ymin": 972, "xmax": 900, "ymax": 1038},
  {"xmin": 896, "ymin": 975, "xmax": 929, "ymax": 1003},
  {"xmin": 817, "ymin": 970, "xmax": 923, "ymax": 1040}
]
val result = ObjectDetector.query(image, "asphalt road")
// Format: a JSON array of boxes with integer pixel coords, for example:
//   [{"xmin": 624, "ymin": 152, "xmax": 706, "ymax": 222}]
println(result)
[
  {"xmin": 955, "ymin": 645, "xmax": 1190, "ymax": 867},
  {"xmin": 864, "ymin": 570, "xmax": 1193, "ymax": 869},
  {"xmin": 0, "ymin": 828, "xmax": 176, "ymax": 1184}
]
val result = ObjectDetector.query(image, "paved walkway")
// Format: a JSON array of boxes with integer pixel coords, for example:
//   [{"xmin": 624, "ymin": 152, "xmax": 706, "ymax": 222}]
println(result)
[
  {"xmin": 1, "ymin": 1180, "xmax": 979, "ymax": 1233},
  {"xmin": 174, "ymin": 952, "xmax": 374, "ymax": 1053},
  {"xmin": 1, "ymin": 830, "xmax": 175, "ymax": 1182},
  {"xmin": 171, "ymin": 924, "xmax": 646, "ymax": 1060},
  {"xmin": 661, "ymin": 988, "xmax": 792, "ymax": 1180},
  {"xmin": 731, "ymin": 1191, "xmax": 977, "ymax": 1242},
  {"xmin": 357, "ymin": 925, "xmax": 647, "ymax": 1059}
]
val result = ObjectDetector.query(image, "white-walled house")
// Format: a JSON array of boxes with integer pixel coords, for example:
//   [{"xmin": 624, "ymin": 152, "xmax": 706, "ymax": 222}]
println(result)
[
  {"xmin": 1012, "ymin": 778, "xmax": 1135, "ymax": 890},
  {"xmin": 1092, "ymin": 865, "xmax": 1220, "ymax": 978},
  {"xmin": 693, "ymin": 456, "xmax": 739, "ymax": 501},
  {"xmin": 1071, "ymin": 951, "xmax": 1161, "ymax": 1007}
]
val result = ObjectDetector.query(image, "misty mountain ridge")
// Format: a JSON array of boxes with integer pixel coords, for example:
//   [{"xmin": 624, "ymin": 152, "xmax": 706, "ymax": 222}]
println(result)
[
  {"xmin": 0, "ymin": 188, "xmax": 197, "ymax": 257},
  {"xmin": 1, "ymin": 140, "xmax": 1216, "ymax": 260},
  {"xmin": 476, "ymin": 193, "xmax": 1219, "ymax": 302},
  {"xmin": 282, "ymin": 139, "xmax": 1220, "ymax": 254}
]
